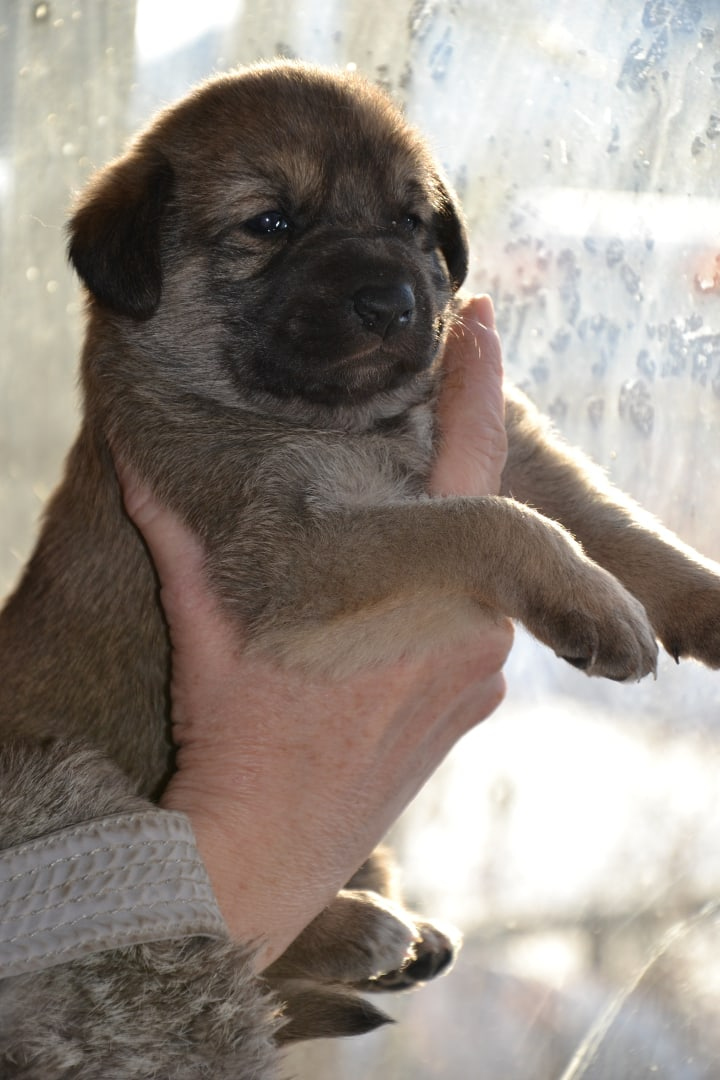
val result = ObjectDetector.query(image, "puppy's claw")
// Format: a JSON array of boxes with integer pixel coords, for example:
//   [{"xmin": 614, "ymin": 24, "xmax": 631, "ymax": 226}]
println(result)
[{"xmin": 668, "ymin": 642, "xmax": 682, "ymax": 665}]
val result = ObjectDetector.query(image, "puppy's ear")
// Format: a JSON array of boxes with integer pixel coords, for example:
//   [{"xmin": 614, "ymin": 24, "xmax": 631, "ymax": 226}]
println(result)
[
  {"xmin": 68, "ymin": 146, "xmax": 174, "ymax": 318},
  {"xmin": 433, "ymin": 177, "xmax": 469, "ymax": 292}
]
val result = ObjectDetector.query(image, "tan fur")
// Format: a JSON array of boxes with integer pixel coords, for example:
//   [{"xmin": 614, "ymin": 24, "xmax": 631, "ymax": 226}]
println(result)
[{"xmin": 2, "ymin": 60, "xmax": 720, "ymax": 1076}]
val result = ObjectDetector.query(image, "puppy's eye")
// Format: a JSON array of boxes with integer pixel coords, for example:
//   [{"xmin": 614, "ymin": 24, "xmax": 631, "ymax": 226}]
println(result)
[
  {"xmin": 392, "ymin": 214, "xmax": 421, "ymax": 233},
  {"xmin": 244, "ymin": 210, "xmax": 291, "ymax": 235}
]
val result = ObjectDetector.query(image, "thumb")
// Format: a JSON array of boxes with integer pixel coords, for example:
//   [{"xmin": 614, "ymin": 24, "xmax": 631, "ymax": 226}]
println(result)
[{"xmin": 430, "ymin": 295, "xmax": 507, "ymax": 498}]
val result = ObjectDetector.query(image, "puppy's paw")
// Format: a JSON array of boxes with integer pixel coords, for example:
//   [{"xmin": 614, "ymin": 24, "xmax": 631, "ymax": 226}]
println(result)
[
  {"xmin": 523, "ymin": 561, "xmax": 658, "ymax": 682},
  {"xmin": 273, "ymin": 980, "xmax": 394, "ymax": 1044},
  {"xmin": 654, "ymin": 578, "xmax": 720, "ymax": 670},
  {"xmin": 359, "ymin": 916, "xmax": 461, "ymax": 992},
  {"xmin": 265, "ymin": 888, "xmax": 420, "ymax": 985}
]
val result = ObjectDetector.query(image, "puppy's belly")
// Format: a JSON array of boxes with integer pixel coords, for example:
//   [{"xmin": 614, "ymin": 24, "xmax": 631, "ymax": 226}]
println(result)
[{"xmin": 254, "ymin": 594, "xmax": 500, "ymax": 676}]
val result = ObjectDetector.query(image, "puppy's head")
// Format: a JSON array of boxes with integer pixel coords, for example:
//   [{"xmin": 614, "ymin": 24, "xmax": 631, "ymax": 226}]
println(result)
[{"xmin": 69, "ymin": 62, "xmax": 468, "ymax": 414}]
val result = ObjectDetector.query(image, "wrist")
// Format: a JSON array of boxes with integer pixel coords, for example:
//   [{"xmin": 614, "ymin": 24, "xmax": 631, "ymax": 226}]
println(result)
[{"xmin": 161, "ymin": 768, "xmax": 345, "ymax": 970}]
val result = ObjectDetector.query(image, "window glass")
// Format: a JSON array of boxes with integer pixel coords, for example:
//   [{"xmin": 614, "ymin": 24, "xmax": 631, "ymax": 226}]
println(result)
[{"xmin": 1, "ymin": 2, "xmax": 719, "ymax": 1076}]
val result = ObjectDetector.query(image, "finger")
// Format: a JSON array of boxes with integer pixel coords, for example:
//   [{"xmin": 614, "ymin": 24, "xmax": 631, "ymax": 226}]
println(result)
[
  {"xmin": 114, "ymin": 456, "xmax": 212, "ymax": 622},
  {"xmin": 468, "ymin": 293, "xmax": 496, "ymax": 331},
  {"xmin": 430, "ymin": 294, "xmax": 508, "ymax": 498},
  {"xmin": 421, "ymin": 616, "xmax": 514, "ymax": 730}
]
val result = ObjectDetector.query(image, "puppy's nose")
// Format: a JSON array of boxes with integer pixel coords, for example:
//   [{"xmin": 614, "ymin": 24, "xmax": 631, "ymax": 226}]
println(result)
[{"xmin": 352, "ymin": 283, "xmax": 416, "ymax": 338}]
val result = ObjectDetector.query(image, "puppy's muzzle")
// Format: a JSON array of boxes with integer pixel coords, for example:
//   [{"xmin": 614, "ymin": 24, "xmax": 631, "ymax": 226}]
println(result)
[{"xmin": 352, "ymin": 282, "xmax": 416, "ymax": 339}]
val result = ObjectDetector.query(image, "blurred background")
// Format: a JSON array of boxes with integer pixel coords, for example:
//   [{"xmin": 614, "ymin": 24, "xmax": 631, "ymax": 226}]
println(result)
[{"xmin": 1, "ymin": 2, "xmax": 719, "ymax": 1076}]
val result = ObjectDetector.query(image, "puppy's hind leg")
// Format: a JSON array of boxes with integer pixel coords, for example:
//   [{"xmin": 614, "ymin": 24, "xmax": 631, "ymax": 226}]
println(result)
[
  {"xmin": 264, "ymin": 887, "xmax": 420, "ymax": 1043},
  {"xmin": 264, "ymin": 879, "xmax": 460, "ymax": 1042},
  {"xmin": 265, "ymin": 888, "xmax": 421, "ymax": 986},
  {"xmin": 347, "ymin": 846, "xmax": 461, "ymax": 991}
]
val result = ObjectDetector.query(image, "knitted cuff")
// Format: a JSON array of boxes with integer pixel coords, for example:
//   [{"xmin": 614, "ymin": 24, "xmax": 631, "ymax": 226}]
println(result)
[{"xmin": 0, "ymin": 809, "xmax": 228, "ymax": 978}]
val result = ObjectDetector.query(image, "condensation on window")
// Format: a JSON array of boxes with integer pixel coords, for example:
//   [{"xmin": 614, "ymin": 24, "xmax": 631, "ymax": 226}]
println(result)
[{"xmin": 1, "ymin": 2, "xmax": 719, "ymax": 1077}]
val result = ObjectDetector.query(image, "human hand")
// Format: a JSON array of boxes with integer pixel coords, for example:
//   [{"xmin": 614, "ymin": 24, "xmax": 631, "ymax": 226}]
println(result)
[{"xmin": 119, "ymin": 294, "xmax": 513, "ymax": 970}]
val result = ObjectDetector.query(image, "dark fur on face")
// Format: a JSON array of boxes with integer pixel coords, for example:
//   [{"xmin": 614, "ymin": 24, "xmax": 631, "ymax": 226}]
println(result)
[
  {"xmin": 2, "ymin": 60, "xmax": 720, "ymax": 1078},
  {"xmin": 70, "ymin": 65, "xmax": 467, "ymax": 413}
]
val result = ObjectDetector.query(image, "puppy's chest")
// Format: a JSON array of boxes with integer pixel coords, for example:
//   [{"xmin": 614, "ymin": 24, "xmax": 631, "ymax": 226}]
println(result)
[{"xmin": 279, "ymin": 413, "xmax": 435, "ymax": 513}]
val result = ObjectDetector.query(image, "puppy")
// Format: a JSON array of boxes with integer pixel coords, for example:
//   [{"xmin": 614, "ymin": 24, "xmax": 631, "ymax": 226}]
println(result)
[{"xmin": 1, "ymin": 60, "xmax": 720, "ymax": 1077}]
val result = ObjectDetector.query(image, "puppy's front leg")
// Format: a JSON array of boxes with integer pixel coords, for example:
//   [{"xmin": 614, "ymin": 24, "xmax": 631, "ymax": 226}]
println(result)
[
  {"xmin": 216, "ymin": 495, "xmax": 658, "ymax": 681},
  {"xmin": 503, "ymin": 385, "xmax": 720, "ymax": 668}
]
